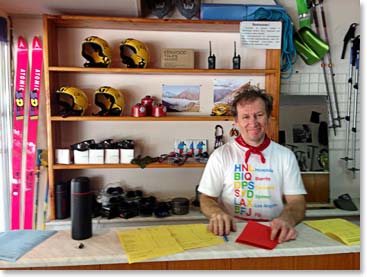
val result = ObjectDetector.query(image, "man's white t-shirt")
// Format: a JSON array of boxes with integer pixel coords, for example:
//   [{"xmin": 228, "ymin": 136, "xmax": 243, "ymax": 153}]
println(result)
[{"xmin": 198, "ymin": 140, "xmax": 307, "ymax": 221}]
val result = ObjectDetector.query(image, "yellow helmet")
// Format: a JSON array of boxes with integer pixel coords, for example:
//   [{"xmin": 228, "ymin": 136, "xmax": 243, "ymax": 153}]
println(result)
[
  {"xmin": 120, "ymin": 38, "xmax": 150, "ymax": 68},
  {"xmin": 94, "ymin": 86, "xmax": 124, "ymax": 116},
  {"xmin": 56, "ymin": 87, "xmax": 88, "ymax": 117},
  {"xmin": 82, "ymin": 36, "xmax": 112, "ymax": 67}
]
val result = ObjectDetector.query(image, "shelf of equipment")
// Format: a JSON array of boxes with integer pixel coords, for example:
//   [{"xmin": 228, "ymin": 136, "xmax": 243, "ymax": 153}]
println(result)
[{"xmin": 43, "ymin": 14, "xmax": 281, "ymax": 220}]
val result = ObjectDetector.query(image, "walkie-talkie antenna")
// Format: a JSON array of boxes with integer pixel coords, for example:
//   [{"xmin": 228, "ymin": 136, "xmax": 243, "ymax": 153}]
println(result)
[{"xmin": 209, "ymin": 41, "xmax": 212, "ymax": 56}]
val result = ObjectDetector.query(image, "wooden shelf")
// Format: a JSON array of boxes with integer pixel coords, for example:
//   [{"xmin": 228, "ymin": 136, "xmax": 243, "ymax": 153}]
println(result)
[
  {"xmin": 48, "ymin": 66, "xmax": 277, "ymax": 75},
  {"xmin": 50, "ymin": 115, "xmax": 233, "ymax": 121},
  {"xmin": 53, "ymin": 162, "xmax": 206, "ymax": 169},
  {"xmin": 46, "ymin": 15, "xmax": 243, "ymax": 32}
]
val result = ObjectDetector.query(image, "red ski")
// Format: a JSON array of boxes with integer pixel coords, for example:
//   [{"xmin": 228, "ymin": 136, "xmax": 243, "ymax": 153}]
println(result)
[
  {"xmin": 23, "ymin": 36, "xmax": 43, "ymax": 229},
  {"xmin": 11, "ymin": 36, "xmax": 28, "ymax": 230}
]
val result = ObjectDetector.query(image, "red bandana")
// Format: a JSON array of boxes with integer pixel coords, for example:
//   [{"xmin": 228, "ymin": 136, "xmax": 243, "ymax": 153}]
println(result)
[{"xmin": 235, "ymin": 135, "xmax": 271, "ymax": 165}]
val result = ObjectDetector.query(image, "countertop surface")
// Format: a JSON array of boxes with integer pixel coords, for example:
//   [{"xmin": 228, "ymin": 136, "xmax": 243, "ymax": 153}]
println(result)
[
  {"xmin": 0, "ymin": 221, "xmax": 360, "ymax": 269},
  {"xmin": 46, "ymin": 198, "xmax": 361, "ymax": 230}
]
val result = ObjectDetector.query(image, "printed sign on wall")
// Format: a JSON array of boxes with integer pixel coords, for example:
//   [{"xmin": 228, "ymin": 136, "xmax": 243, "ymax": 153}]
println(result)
[{"xmin": 240, "ymin": 21, "xmax": 282, "ymax": 49}]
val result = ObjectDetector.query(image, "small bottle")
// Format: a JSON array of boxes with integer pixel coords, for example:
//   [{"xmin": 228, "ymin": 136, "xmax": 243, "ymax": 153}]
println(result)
[
  {"xmin": 71, "ymin": 177, "xmax": 92, "ymax": 240},
  {"xmin": 55, "ymin": 182, "xmax": 70, "ymax": 219}
]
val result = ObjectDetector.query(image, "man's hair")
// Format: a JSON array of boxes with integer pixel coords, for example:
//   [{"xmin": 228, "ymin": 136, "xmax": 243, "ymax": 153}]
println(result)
[{"xmin": 230, "ymin": 86, "xmax": 273, "ymax": 118}]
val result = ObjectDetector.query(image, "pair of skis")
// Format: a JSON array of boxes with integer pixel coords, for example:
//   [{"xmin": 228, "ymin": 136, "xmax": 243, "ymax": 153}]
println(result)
[{"xmin": 11, "ymin": 36, "xmax": 43, "ymax": 230}]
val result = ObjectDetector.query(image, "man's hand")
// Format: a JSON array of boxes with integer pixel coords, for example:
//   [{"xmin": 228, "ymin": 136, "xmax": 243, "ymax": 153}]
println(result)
[
  {"xmin": 269, "ymin": 194, "xmax": 306, "ymax": 243},
  {"xmin": 270, "ymin": 217, "xmax": 297, "ymax": 243},
  {"xmin": 199, "ymin": 193, "xmax": 237, "ymax": 236},
  {"xmin": 208, "ymin": 212, "xmax": 237, "ymax": 236}
]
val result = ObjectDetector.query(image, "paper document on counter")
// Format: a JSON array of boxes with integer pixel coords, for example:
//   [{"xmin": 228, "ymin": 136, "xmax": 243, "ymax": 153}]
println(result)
[
  {"xmin": 304, "ymin": 218, "xmax": 360, "ymax": 246},
  {"xmin": 167, "ymin": 224, "xmax": 224, "ymax": 250},
  {"xmin": 117, "ymin": 226, "xmax": 184, "ymax": 264},
  {"xmin": 117, "ymin": 224, "xmax": 224, "ymax": 263}
]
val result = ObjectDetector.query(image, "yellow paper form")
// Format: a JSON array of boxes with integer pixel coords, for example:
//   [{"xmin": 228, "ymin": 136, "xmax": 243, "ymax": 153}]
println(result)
[
  {"xmin": 167, "ymin": 224, "xmax": 224, "ymax": 250},
  {"xmin": 304, "ymin": 218, "xmax": 360, "ymax": 246},
  {"xmin": 117, "ymin": 224, "xmax": 224, "ymax": 263},
  {"xmin": 117, "ymin": 226, "xmax": 184, "ymax": 264}
]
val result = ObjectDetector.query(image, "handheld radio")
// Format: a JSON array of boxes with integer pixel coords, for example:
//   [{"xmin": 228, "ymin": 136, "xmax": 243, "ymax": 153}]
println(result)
[
  {"xmin": 233, "ymin": 41, "xmax": 241, "ymax": 69},
  {"xmin": 208, "ymin": 41, "xmax": 216, "ymax": 69}
]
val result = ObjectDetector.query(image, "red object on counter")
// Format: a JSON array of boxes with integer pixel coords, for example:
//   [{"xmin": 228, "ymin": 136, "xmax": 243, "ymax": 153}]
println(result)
[{"xmin": 235, "ymin": 221, "xmax": 279, "ymax": 250}]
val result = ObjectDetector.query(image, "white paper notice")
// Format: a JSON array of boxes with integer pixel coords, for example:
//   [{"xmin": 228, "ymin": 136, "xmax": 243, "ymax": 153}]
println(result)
[{"xmin": 240, "ymin": 21, "xmax": 282, "ymax": 49}]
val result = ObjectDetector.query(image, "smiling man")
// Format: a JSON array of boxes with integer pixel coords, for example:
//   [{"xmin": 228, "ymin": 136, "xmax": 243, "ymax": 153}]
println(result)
[{"xmin": 198, "ymin": 86, "xmax": 307, "ymax": 243}]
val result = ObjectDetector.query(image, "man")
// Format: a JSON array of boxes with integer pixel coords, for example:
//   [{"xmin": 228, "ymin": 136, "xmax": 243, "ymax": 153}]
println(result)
[{"xmin": 198, "ymin": 87, "xmax": 307, "ymax": 243}]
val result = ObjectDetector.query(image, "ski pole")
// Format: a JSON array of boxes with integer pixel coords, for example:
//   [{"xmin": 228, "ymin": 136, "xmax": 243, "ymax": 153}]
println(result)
[
  {"xmin": 318, "ymin": 0, "xmax": 342, "ymax": 127},
  {"xmin": 310, "ymin": 0, "xmax": 337, "ymax": 135},
  {"xmin": 348, "ymin": 36, "xmax": 360, "ymax": 177},
  {"xmin": 33, "ymin": 149, "xmax": 42, "ymax": 229},
  {"xmin": 42, "ymin": 178, "xmax": 49, "ymax": 230},
  {"xmin": 340, "ymin": 42, "xmax": 355, "ymax": 166},
  {"xmin": 40, "ymin": 150, "xmax": 49, "ymax": 230},
  {"xmin": 341, "ymin": 23, "xmax": 357, "ymax": 59}
]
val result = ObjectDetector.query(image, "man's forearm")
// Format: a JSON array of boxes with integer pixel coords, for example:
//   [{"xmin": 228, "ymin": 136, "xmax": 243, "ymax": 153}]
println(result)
[
  {"xmin": 278, "ymin": 195, "xmax": 306, "ymax": 226},
  {"xmin": 199, "ymin": 194, "xmax": 225, "ymax": 218}
]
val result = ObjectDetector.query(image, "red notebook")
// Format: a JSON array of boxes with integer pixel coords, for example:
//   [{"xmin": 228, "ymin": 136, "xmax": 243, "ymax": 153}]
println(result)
[{"xmin": 235, "ymin": 221, "xmax": 278, "ymax": 250}]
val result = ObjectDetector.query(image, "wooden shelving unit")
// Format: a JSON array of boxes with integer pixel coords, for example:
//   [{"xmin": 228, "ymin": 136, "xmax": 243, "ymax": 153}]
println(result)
[
  {"xmin": 43, "ymin": 15, "xmax": 281, "ymax": 220},
  {"xmin": 53, "ymin": 162, "xmax": 206, "ymax": 170},
  {"xmin": 48, "ymin": 66, "xmax": 277, "ymax": 75}
]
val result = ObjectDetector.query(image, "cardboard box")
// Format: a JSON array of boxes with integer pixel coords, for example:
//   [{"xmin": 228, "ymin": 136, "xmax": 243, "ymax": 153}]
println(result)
[
  {"xmin": 105, "ymin": 149, "xmax": 120, "ymax": 164},
  {"xmin": 161, "ymin": 48, "xmax": 194, "ymax": 69},
  {"xmin": 200, "ymin": 3, "xmax": 285, "ymax": 21},
  {"xmin": 73, "ymin": 150, "xmax": 89, "ymax": 164},
  {"xmin": 89, "ymin": 149, "xmax": 104, "ymax": 164},
  {"xmin": 120, "ymin": 149, "xmax": 134, "ymax": 164},
  {"xmin": 55, "ymin": 149, "xmax": 71, "ymax": 164}
]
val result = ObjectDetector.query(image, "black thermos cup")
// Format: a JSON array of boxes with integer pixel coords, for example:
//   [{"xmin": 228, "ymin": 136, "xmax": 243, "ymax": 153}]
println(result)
[
  {"xmin": 71, "ymin": 176, "xmax": 92, "ymax": 240},
  {"xmin": 55, "ymin": 182, "xmax": 70, "ymax": 219}
]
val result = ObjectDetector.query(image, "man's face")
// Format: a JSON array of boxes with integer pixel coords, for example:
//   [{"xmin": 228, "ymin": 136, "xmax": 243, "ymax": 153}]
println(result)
[{"xmin": 234, "ymin": 98, "xmax": 270, "ymax": 147}]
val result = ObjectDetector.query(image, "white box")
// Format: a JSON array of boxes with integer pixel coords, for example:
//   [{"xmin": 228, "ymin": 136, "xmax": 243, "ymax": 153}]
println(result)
[
  {"xmin": 120, "ymin": 149, "xmax": 134, "ymax": 164},
  {"xmin": 89, "ymin": 149, "xmax": 104, "ymax": 164},
  {"xmin": 55, "ymin": 149, "xmax": 71, "ymax": 164},
  {"xmin": 73, "ymin": 150, "xmax": 89, "ymax": 164},
  {"xmin": 105, "ymin": 149, "xmax": 120, "ymax": 164}
]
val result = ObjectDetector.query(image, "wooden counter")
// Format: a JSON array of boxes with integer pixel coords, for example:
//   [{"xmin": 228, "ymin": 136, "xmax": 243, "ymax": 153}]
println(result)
[{"xmin": 1, "ymin": 222, "xmax": 360, "ymax": 270}]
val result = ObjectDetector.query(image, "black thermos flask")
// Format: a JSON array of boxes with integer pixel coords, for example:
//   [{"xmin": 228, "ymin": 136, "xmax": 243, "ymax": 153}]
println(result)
[
  {"xmin": 71, "ymin": 176, "xmax": 92, "ymax": 240},
  {"xmin": 55, "ymin": 182, "xmax": 70, "ymax": 219}
]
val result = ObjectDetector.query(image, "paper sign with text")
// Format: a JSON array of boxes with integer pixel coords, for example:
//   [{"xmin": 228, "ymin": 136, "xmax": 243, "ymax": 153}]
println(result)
[{"xmin": 240, "ymin": 21, "xmax": 282, "ymax": 49}]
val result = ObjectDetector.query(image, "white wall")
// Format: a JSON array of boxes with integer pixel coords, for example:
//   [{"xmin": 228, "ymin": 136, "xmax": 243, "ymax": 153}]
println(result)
[{"xmin": 8, "ymin": 0, "xmax": 361, "ymax": 226}]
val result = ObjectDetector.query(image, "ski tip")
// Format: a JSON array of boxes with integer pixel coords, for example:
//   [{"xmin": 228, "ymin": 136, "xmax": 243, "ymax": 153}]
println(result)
[
  {"xmin": 18, "ymin": 36, "xmax": 28, "ymax": 50},
  {"xmin": 32, "ymin": 36, "xmax": 42, "ymax": 50}
]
